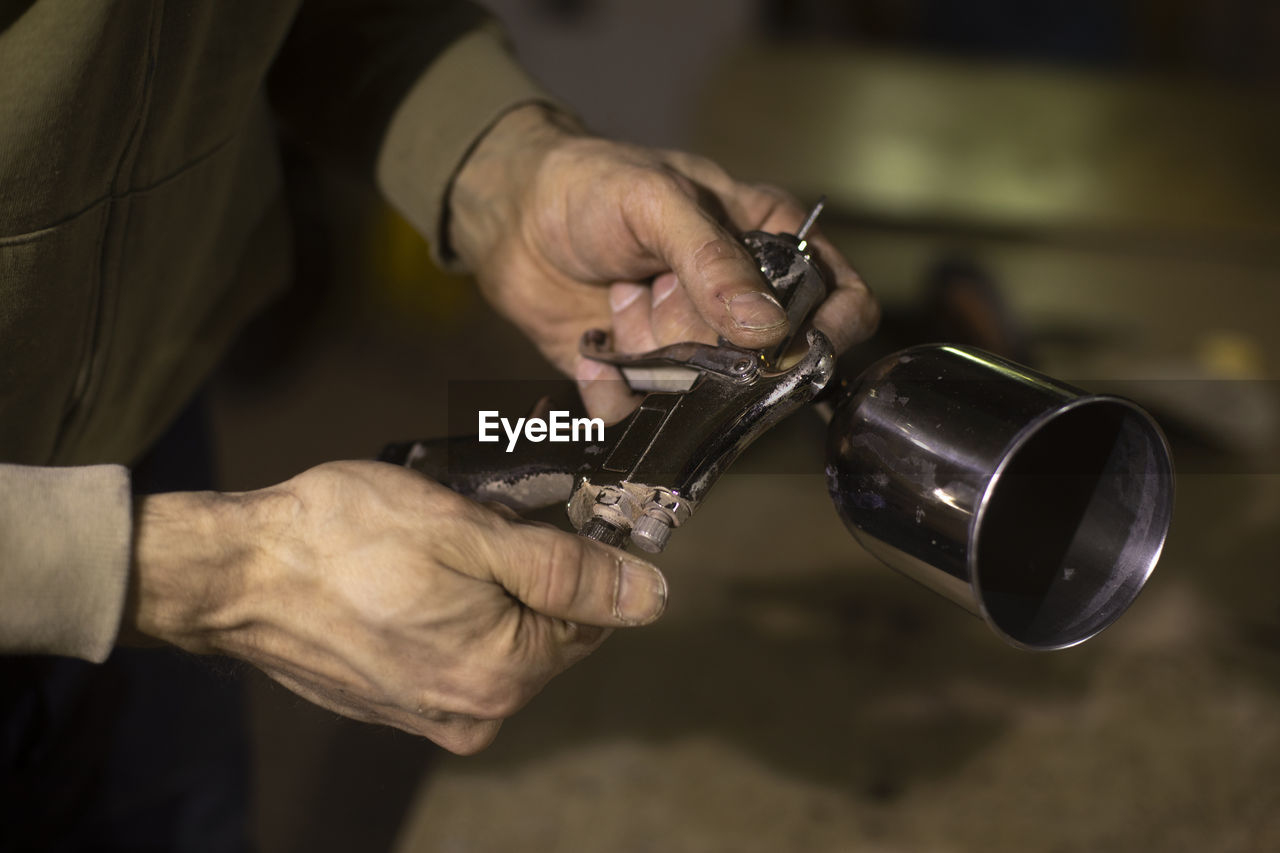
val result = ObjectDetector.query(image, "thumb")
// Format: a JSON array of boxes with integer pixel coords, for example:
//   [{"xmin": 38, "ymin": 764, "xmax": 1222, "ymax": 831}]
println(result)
[
  {"xmin": 491, "ymin": 521, "xmax": 668, "ymax": 627},
  {"xmin": 631, "ymin": 176, "xmax": 787, "ymax": 349}
]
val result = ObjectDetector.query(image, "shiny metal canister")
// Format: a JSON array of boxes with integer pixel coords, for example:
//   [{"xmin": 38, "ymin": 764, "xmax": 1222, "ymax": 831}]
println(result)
[{"xmin": 826, "ymin": 344, "xmax": 1175, "ymax": 650}]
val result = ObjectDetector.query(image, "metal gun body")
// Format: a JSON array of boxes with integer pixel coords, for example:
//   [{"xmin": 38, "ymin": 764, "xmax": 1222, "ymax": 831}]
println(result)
[{"xmin": 568, "ymin": 327, "xmax": 833, "ymax": 550}]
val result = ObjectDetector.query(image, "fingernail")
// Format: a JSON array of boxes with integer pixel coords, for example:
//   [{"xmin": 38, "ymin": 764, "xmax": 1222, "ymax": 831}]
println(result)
[
  {"xmin": 652, "ymin": 274, "xmax": 679, "ymax": 307},
  {"xmin": 614, "ymin": 558, "xmax": 667, "ymax": 625},
  {"xmin": 576, "ymin": 358, "xmax": 606, "ymax": 382},
  {"xmin": 727, "ymin": 291, "xmax": 786, "ymax": 331},
  {"xmin": 610, "ymin": 283, "xmax": 647, "ymax": 313}
]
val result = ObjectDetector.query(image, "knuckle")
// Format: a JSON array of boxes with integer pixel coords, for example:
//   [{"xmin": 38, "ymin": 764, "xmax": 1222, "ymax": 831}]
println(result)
[
  {"xmin": 656, "ymin": 165, "xmax": 700, "ymax": 199},
  {"xmin": 565, "ymin": 622, "xmax": 610, "ymax": 651},
  {"xmin": 861, "ymin": 295, "xmax": 883, "ymax": 337},
  {"xmin": 752, "ymin": 181, "xmax": 790, "ymax": 199},
  {"xmin": 691, "ymin": 237, "xmax": 758, "ymax": 298},
  {"xmin": 476, "ymin": 686, "xmax": 529, "ymax": 721},
  {"xmin": 485, "ymin": 697, "xmax": 523, "ymax": 721},
  {"xmin": 661, "ymin": 148, "xmax": 723, "ymax": 177},
  {"xmin": 745, "ymin": 182, "xmax": 806, "ymax": 225},
  {"xmin": 414, "ymin": 683, "xmax": 524, "ymax": 744},
  {"xmin": 692, "ymin": 236, "xmax": 744, "ymax": 271},
  {"xmin": 447, "ymin": 735, "xmax": 488, "ymax": 756},
  {"xmin": 439, "ymin": 720, "xmax": 503, "ymax": 756},
  {"xmin": 532, "ymin": 533, "xmax": 591, "ymax": 613},
  {"xmin": 480, "ymin": 500, "xmax": 521, "ymax": 521},
  {"xmin": 626, "ymin": 165, "xmax": 693, "ymax": 212}
]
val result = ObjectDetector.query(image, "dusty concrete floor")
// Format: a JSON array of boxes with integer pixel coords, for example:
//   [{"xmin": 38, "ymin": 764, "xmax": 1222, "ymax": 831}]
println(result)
[{"xmin": 209, "ymin": 208, "xmax": 1280, "ymax": 851}]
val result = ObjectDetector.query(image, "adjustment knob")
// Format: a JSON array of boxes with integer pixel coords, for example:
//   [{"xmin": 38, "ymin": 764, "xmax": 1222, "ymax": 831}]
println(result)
[{"xmin": 630, "ymin": 513, "xmax": 672, "ymax": 553}]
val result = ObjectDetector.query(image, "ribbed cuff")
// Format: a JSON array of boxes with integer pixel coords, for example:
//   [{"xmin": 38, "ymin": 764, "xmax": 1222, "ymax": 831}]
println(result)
[
  {"xmin": 375, "ymin": 22, "xmax": 564, "ymax": 269},
  {"xmin": 0, "ymin": 464, "xmax": 133, "ymax": 662}
]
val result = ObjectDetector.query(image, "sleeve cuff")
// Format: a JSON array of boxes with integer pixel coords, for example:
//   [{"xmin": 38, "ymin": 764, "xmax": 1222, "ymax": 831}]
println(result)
[
  {"xmin": 0, "ymin": 464, "xmax": 133, "ymax": 662},
  {"xmin": 374, "ymin": 22, "xmax": 566, "ymax": 269}
]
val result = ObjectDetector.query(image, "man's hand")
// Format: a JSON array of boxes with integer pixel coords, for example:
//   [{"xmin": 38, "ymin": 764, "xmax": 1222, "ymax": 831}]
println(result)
[
  {"xmin": 125, "ymin": 461, "xmax": 667, "ymax": 754},
  {"xmin": 448, "ymin": 105, "xmax": 880, "ymax": 422}
]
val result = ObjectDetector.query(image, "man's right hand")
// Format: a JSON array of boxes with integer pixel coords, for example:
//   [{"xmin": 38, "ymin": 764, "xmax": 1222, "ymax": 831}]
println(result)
[{"xmin": 124, "ymin": 460, "xmax": 667, "ymax": 754}]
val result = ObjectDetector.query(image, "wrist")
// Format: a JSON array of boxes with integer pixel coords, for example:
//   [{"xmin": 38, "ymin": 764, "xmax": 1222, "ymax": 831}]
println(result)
[
  {"xmin": 446, "ymin": 103, "xmax": 583, "ymax": 270},
  {"xmin": 124, "ymin": 489, "xmax": 267, "ymax": 655}
]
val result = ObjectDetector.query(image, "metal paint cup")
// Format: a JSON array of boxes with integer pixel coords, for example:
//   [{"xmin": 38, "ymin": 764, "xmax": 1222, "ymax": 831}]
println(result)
[{"xmin": 826, "ymin": 344, "xmax": 1175, "ymax": 650}]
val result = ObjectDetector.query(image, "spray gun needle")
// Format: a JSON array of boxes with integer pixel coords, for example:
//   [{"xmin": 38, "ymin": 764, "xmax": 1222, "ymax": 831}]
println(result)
[{"xmin": 795, "ymin": 195, "xmax": 826, "ymax": 243}]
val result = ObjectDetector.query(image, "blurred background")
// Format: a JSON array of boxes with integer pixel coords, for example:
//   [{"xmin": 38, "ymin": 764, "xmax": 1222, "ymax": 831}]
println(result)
[{"xmin": 214, "ymin": 1, "xmax": 1280, "ymax": 850}]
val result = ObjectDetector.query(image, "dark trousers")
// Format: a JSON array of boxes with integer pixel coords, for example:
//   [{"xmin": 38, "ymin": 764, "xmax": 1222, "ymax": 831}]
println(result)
[{"xmin": 0, "ymin": 397, "xmax": 252, "ymax": 852}]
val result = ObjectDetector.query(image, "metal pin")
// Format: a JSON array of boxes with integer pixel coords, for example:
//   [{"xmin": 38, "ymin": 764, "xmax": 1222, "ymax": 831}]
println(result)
[{"xmin": 795, "ymin": 194, "xmax": 826, "ymax": 243}]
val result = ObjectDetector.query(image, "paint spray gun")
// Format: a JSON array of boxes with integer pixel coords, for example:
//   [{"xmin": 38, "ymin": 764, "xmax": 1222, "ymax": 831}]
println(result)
[{"xmin": 383, "ymin": 199, "xmax": 1174, "ymax": 650}]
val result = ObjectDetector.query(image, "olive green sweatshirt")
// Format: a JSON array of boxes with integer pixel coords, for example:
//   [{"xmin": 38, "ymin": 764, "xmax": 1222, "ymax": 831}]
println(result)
[{"xmin": 0, "ymin": 1, "xmax": 554, "ymax": 661}]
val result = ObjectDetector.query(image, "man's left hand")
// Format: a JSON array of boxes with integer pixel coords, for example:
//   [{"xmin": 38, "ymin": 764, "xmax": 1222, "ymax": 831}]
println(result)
[{"xmin": 446, "ymin": 104, "xmax": 879, "ymax": 422}]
